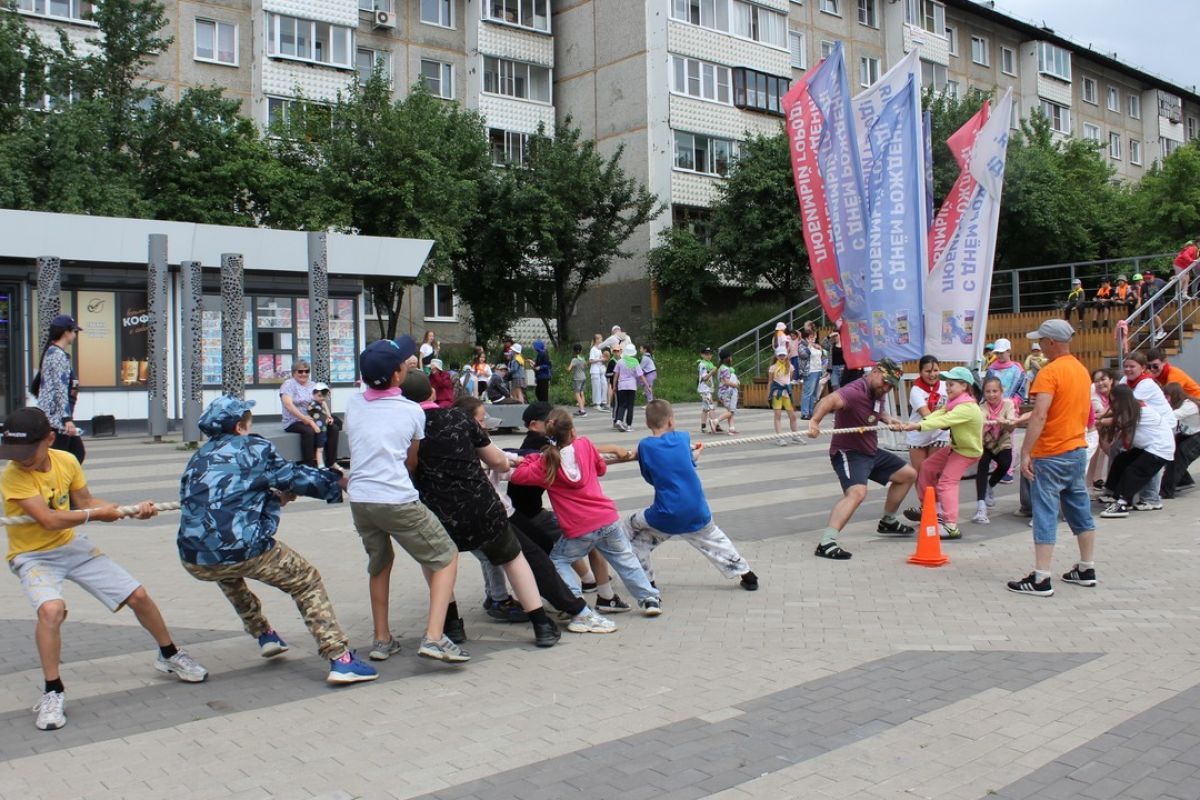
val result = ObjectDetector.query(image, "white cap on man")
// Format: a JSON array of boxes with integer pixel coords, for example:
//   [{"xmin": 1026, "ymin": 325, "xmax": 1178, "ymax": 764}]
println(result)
[{"xmin": 1027, "ymin": 318, "xmax": 1076, "ymax": 342}]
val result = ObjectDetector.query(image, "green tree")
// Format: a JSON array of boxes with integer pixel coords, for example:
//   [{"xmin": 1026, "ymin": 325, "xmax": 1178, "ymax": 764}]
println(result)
[
  {"xmin": 1127, "ymin": 140, "xmax": 1200, "ymax": 254},
  {"xmin": 518, "ymin": 119, "xmax": 661, "ymax": 345},
  {"xmin": 923, "ymin": 85, "xmax": 993, "ymax": 208},
  {"xmin": 709, "ymin": 131, "xmax": 809, "ymax": 304},
  {"xmin": 646, "ymin": 227, "xmax": 717, "ymax": 347}
]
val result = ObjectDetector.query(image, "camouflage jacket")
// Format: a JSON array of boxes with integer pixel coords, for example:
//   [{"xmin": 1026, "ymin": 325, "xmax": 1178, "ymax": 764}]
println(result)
[{"xmin": 177, "ymin": 433, "xmax": 343, "ymax": 566}]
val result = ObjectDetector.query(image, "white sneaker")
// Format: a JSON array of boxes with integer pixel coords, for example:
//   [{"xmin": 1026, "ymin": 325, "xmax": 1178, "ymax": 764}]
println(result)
[
  {"xmin": 154, "ymin": 649, "xmax": 209, "ymax": 683},
  {"xmin": 567, "ymin": 610, "xmax": 618, "ymax": 634},
  {"xmin": 1134, "ymin": 500, "xmax": 1163, "ymax": 511},
  {"xmin": 776, "ymin": 439, "xmax": 789, "ymax": 447},
  {"xmin": 985, "ymin": 486, "xmax": 996, "ymax": 508},
  {"xmin": 971, "ymin": 509, "xmax": 990, "ymax": 524},
  {"xmin": 1154, "ymin": 330, "xmax": 1168, "ymax": 342},
  {"xmin": 33, "ymin": 690, "xmax": 65, "ymax": 731}
]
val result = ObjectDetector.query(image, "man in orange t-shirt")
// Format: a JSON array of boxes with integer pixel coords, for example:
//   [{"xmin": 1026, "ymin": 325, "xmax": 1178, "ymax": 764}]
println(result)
[
  {"xmin": 1007, "ymin": 319, "xmax": 1096, "ymax": 598},
  {"xmin": 1146, "ymin": 346, "xmax": 1200, "ymax": 399}
]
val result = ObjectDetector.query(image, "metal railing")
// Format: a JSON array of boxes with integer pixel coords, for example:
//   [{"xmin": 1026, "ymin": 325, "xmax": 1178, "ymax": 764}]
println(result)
[
  {"xmin": 1119, "ymin": 268, "xmax": 1199, "ymax": 362},
  {"xmin": 717, "ymin": 294, "xmax": 828, "ymax": 381},
  {"xmin": 990, "ymin": 253, "xmax": 1174, "ymax": 313}
]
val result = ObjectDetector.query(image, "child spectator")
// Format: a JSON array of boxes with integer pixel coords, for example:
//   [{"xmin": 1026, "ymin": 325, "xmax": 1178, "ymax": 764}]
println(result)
[
  {"xmin": 772, "ymin": 321, "xmax": 788, "ymax": 352},
  {"xmin": 640, "ymin": 344, "xmax": 658, "ymax": 402},
  {"xmin": 697, "ymin": 346, "xmax": 718, "ymax": 433},
  {"xmin": 1063, "ymin": 278, "xmax": 1085, "ymax": 326},
  {"xmin": 470, "ymin": 347, "xmax": 492, "ymax": 398},
  {"xmin": 1023, "ymin": 343, "xmax": 1047, "ymax": 380},
  {"xmin": 1092, "ymin": 277, "xmax": 1113, "ymax": 329},
  {"xmin": 1114, "ymin": 274, "xmax": 1136, "ymax": 315},
  {"xmin": 2, "ymin": 407, "xmax": 208, "ymax": 731},
  {"xmin": 1174, "ymin": 239, "xmax": 1199, "ymax": 300},
  {"xmin": 613, "ymin": 343, "xmax": 649, "ymax": 432},
  {"xmin": 1142, "ymin": 270, "xmax": 1170, "ymax": 341},
  {"xmin": 716, "ymin": 349, "xmax": 740, "ymax": 435},
  {"xmin": 1100, "ymin": 384, "xmax": 1176, "ymax": 518},
  {"xmin": 308, "ymin": 382, "xmax": 339, "ymax": 465},
  {"xmin": 626, "ymin": 399, "xmax": 759, "ymax": 590},
  {"xmin": 487, "ymin": 363, "xmax": 517, "ymax": 404},
  {"xmin": 899, "ymin": 366, "xmax": 983, "ymax": 539},
  {"xmin": 568, "ymin": 344, "xmax": 589, "ymax": 416},
  {"xmin": 604, "ymin": 347, "xmax": 617, "ymax": 417},
  {"xmin": 787, "ymin": 329, "xmax": 802, "ymax": 383},
  {"xmin": 827, "ymin": 331, "xmax": 845, "ymax": 389},
  {"xmin": 177, "ymin": 396, "xmax": 377, "ymax": 685},
  {"xmin": 428, "ymin": 359, "xmax": 454, "ymax": 408},
  {"xmin": 533, "ymin": 339, "xmax": 552, "ymax": 402},
  {"xmin": 510, "ymin": 408, "xmax": 663, "ymax": 616},
  {"xmin": 971, "ymin": 376, "xmax": 1017, "ymax": 524},
  {"xmin": 769, "ymin": 347, "xmax": 798, "ymax": 445}
]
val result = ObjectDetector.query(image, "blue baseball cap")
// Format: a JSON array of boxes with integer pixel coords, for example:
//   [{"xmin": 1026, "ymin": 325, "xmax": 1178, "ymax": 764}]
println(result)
[
  {"xmin": 50, "ymin": 314, "xmax": 82, "ymax": 332},
  {"xmin": 199, "ymin": 395, "xmax": 256, "ymax": 436},
  {"xmin": 360, "ymin": 334, "xmax": 419, "ymax": 389}
]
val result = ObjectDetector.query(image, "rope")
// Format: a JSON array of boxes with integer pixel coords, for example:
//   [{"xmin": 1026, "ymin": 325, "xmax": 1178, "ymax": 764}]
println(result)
[{"xmin": 0, "ymin": 501, "xmax": 182, "ymax": 528}]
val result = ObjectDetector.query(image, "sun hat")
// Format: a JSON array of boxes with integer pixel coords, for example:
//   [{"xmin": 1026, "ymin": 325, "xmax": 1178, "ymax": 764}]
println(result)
[
  {"xmin": 1133, "ymin": 273, "xmax": 1143, "ymax": 281},
  {"xmin": 942, "ymin": 366, "xmax": 976, "ymax": 385},
  {"xmin": 512, "ymin": 343, "xmax": 523, "ymax": 354},
  {"xmin": 622, "ymin": 343, "xmax": 637, "ymax": 357},
  {"xmin": 429, "ymin": 358, "xmax": 444, "ymax": 371}
]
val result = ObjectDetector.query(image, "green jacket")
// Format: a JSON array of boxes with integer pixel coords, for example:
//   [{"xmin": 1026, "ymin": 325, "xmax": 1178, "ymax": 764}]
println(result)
[{"xmin": 919, "ymin": 396, "xmax": 984, "ymax": 458}]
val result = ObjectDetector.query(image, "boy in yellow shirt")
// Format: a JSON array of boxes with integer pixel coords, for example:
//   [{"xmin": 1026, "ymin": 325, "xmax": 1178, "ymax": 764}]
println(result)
[{"xmin": 1, "ymin": 408, "xmax": 207, "ymax": 732}]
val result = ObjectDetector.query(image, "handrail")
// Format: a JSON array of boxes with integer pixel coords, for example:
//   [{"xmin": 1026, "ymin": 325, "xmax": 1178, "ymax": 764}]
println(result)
[
  {"xmin": 990, "ymin": 252, "xmax": 1174, "ymax": 313},
  {"xmin": 1119, "ymin": 267, "xmax": 1198, "ymax": 361},
  {"xmin": 717, "ymin": 294, "xmax": 827, "ymax": 380}
]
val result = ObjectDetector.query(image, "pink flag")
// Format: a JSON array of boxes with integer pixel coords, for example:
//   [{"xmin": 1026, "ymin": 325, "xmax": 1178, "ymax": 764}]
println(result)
[{"xmin": 928, "ymin": 102, "xmax": 989, "ymax": 271}]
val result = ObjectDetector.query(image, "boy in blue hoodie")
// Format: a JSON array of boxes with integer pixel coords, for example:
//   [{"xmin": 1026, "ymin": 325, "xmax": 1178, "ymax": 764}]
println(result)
[
  {"xmin": 625, "ymin": 400, "xmax": 758, "ymax": 590},
  {"xmin": 177, "ymin": 395, "xmax": 377, "ymax": 685}
]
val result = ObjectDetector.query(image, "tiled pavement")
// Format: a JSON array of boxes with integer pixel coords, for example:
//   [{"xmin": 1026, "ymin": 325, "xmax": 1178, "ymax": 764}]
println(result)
[{"xmin": 1, "ymin": 404, "xmax": 1200, "ymax": 799}]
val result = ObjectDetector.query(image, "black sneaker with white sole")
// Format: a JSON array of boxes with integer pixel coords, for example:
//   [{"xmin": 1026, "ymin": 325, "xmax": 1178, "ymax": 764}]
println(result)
[
  {"xmin": 1061, "ymin": 565, "xmax": 1097, "ymax": 587},
  {"xmin": 902, "ymin": 507, "xmax": 923, "ymax": 522},
  {"xmin": 1006, "ymin": 572, "xmax": 1053, "ymax": 596},
  {"xmin": 877, "ymin": 518, "xmax": 915, "ymax": 536},
  {"xmin": 595, "ymin": 594, "xmax": 632, "ymax": 613},
  {"xmin": 1100, "ymin": 501, "xmax": 1129, "ymax": 518}
]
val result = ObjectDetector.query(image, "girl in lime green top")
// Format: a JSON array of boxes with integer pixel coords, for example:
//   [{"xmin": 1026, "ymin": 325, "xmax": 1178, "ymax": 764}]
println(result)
[{"xmin": 898, "ymin": 366, "xmax": 983, "ymax": 539}]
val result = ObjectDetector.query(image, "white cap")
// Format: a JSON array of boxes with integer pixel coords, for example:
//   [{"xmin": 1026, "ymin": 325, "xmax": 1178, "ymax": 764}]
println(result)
[
  {"xmin": 622, "ymin": 343, "xmax": 637, "ymax": 357},
  {"xmin": 312, "ymin": 382, "xmax": 330, "ymax": 392},
  {"xmin": 774, "ymin": 347, "xmax": 788, "ymax": 357},
  {"xmin": 429, "ymin": 358, "xmax": 443, "ymax": 370},
  {"xmin": 1072, "ymin": 278, "xmax": 1082, "ymax": 285},
  {"xmin": 775, "ymin": 321, "xmax": 787, "ymax": 331},
  {"xmin": 512, "ymin": 343, "xmax": 523, "ymax": 353},
  {"xmin": 1027, "ymin": 318, "xmax": 1075, "ymax": 342},
  {"xmin": 993, "ymin": 337, "xmax": 1012, "ymax": 353},
  {"xmin": 611, "ymin": 325, "xmax": 622, "ymax": 332}
]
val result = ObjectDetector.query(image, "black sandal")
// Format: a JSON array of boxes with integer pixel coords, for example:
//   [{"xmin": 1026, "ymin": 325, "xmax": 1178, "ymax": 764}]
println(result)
[{"xmin": 814, "ymin": 542, "xmax": 852, "ymax": 560}]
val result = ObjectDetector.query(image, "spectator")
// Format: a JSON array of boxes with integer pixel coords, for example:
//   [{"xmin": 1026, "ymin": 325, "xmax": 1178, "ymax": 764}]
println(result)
[
  {"xmin": 279, "ymin": 360, "xmax": 340, "ymax": 468},
  {"xmin": 1142, "ymin": 270, "xmax": 1169, "ymax": 342},
  {"xmin": 1007, "ymin": 319, "xmax": 1096, "ymax": 597},
  {"xmin": 486, "ymin": 364, "xmax": 518, "ymax": 404},
  {"xmin": 588, "ymin": 334, "xmax": 608, "ymax": 411},
  {"xmin": 419, "ymin": 330, "xmax": 438, "ymax": 369},
  {"xmin": 1114, "ymin": 274, "xmax": 1136, "ymax": 315},
  {"xmin": 800, "ymin": 329, "xmax": 825, "ymax": 419},
  {"xmin": 428, "ymin": 359, "xmax": 454, "ymax": 408},
  {"xmin": 986, "ymin": 338, "xmax": 1027, "ymax": 405},
  {"xmin": 33, "ymin": 314, "xmax": 85, "ymax": 464},
  {"xmin": 1091, "ymin": 277, "xmax": 1113, "ymax": 329},
  {"xmin": 1173, "ymin": 239, "xmax": 1199, "ymax": 300},
  {"xmin": 827, "ymin": 331, "xmax": 845, "ymax": 389},
  {"xmin": 532, "ymin": 340, "xmax": 552, "ymax": 403},
  {"xmin": 1063, "ymin": 278, "xmax": 1085, "ymax": 327},
  {"xmin": 568, "ymin": 344, "xmax": 589, "ymax": 416},
  {"xmin": 508, "ymin": 343, "xmax": 527, "ymax": 403},
  {"xmin": 1023, "ymin": 343, "xmax": 1047, "ymax": 380}
]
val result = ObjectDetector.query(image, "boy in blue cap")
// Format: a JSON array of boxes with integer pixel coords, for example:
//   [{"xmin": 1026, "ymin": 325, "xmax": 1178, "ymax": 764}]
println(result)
[{"xmin": 177, "ymin": 395, "xmax": 377, "ymax": 685}]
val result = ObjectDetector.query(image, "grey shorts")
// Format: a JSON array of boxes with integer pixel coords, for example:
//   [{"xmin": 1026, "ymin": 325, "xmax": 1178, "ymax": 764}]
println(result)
[
  {"xmin": 350, "ymin": 500, "xmax": 458, "ymax": 575},
  {"xmin": 9, "ymin": 535, "xmax": 141, "ymax": 613},
  {"xmin": 572, "ymin": 379, "xmax": 586, "ymax": 393}
]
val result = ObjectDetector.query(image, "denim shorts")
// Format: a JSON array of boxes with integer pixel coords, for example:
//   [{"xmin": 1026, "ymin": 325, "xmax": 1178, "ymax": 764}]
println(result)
[{"xmin": 1030, "ymin": 448, "xmax": 1095, "ymax": 545}]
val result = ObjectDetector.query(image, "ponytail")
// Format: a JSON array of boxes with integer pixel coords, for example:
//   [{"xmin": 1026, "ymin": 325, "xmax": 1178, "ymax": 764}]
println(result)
[{"xmin": 540, "ymin": 408, "xmax": 575, "ymax": 486}]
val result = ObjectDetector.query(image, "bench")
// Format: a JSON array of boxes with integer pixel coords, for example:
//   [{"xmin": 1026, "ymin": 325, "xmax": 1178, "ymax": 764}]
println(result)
[
  {"xmin": 255, "ymin": 423, "xmax": 304, "ymax": 462},
  {"xmin": 487, "ymin": 403, "xmax": 529, "ymax": 433}
]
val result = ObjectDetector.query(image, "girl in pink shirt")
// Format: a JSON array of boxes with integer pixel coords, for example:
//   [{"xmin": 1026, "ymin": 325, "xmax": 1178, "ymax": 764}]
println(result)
[{"xmin": 510, "ymin": 408, "xmax": 663, "ymax": 616}]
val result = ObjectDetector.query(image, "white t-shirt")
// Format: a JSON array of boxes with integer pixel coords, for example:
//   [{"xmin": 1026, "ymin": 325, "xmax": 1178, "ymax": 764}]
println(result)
[
  {"xmin": 1132, "ymin": 405, "xmax": 1177, "ymax": 461},
  {"xmin": 1121, "ymin": 376, "xmax": 1172, "ymax": 418},
  {"xmin": 344, "ymin": 391, "xmax": 425, "ymax": 504},
  {"xmin": 1174, "ymin": 399, "xmax": 1200, "ymax": 436},
  {"xmin": 588, "ymin": 346, "xmax": 604, "ymax": 376},
  {"xmin": 906, "ymin": 381, "xmax": 950, "ymax": 448},
  {"xmin": 807, "ymin": 344, "xmax": 824, "ymax": 375}
]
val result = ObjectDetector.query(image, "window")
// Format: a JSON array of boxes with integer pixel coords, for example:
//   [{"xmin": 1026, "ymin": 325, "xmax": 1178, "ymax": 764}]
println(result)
[
  {"xmin": 671, "ymin": 55, "xmax": 732, "ymax": 104},
  {"xmin": 1128, "ymin": 94, "xmax": 1141, "ymax": 119},
  {"xmin": 194, "ymin": 19, "xmax": 237, "ymax": 66},
  {"xmin": 1130, "ymin": 138, "xmax": 1142, "ymax": 165},
  {"xmin": 1083, "ymin": 123, "xmax": 1100, "ymax": 142},
  {"xmin": 819, "ymin": 0, "xmax": 840, "ymax": 15},
  {"xmin": 485, "ymin": 0, "xmax": 549, "ymax": 32},
  {"xmin": 732, "ymin": 1, "xmax": 787, "ymax": 47},
  {"xmin": 266, "ymin": 96, "xmax": 332, "ymax": 130},
  {"xmin": 1188, "ymin": 117, "xmax": 1198, "ymax": 141},
  {"xmin": 945, "ymin": 79, "xmax": 959, "ymax": 100},
  {"xmin": 424, "ymin": 284, "xmax": 455, "ymax": 321},
  {"xmin": 490, "ymin": 128, "xmax": 530, "ymax": 166},
  {"xmin": 482, "ymin": 56, "xmax": 551, "ymax": 102},
  {"xmin": 1000, "ymin": 46, "xmax": 1016, "ymax": 75},
  {"xmin": 1037, "ymin": 41, "xmax": 1071, "ymax": 81},
  {"xmin": 359, "ymin": 0, "xmax": 389, "ymax": 9},
  {"xmin": 1159, "ymin": 93, "xmax": 1182, "ymax": 121},
  {"xmin": 858, "ymin": 56, "xmax": 880, "ymax": 87},
  {"xmin": 1039, "ymin": 99, "xmax": 1070, "ymax": 134},
  {"xmin": 788, "ymin": 30, "xmax": 806, "ymax": 69},
  {"xmin": 970, "ymin": 35, "xmax": 989, "ymax": 66},
  {"xmin": 732, "ymin": 67, "xmax": 790, "ymax": 115},
  {"xmin": 905, "ymin": 0, "xmax": 945, "ymax": 35},
  {"xmin": 16, "ymin": 0, "xmax": 92, "ymax": 22},
  {"xmin": 1082, "ymin": 77, "xmax": 1097, "ymax": 105},
  {"xmin": 921, "ymin": 60, "xmax": 947, "ymax": 92},
  {"xmin": 1161, "ymin": 137, "xmax": 1180, "ymax": 158},
  {"xmin": 857, "ymin": 0, "xmax": 877, "ymax": 27},
  {"xmin": 1106, "ymin": 86, "xmax": 1119, "ymax": 112},
  {"xmin": 356, "ymin": 48, "xmax": 389, "ymax": 85},
  {"xmin": 670, "ymin": 0, "xmax": 729, "ymax": 31},
  {"xmin": 673, "ymin": 131, "xmax": 737, "ymax": 176},
  {"xmin": 420, "ymin": 59, "xmax": 453, "ymax": 98},
  {"xmin": 820, "ymin": 40, "xmax": 835, "ymax": 59},
  {"xmin": 945, "ymin": 25, "xmax": 957, "ymax": 56},
  {"xmin": 266, "ymin": 14, "xmax": 353, "ymax": 69},
  {"xmin": 1109, "ymin": 131, "xmax": 1121, "ymax": 159},
  {"xmin": 421, "ymin": 0, "xmax": 452, "ymax": 26}
]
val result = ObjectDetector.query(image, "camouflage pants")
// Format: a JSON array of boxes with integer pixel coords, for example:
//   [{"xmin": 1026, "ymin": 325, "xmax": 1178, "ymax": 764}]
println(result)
[{"xmin": 182, "ymin": 541, "xmax": 349, "ymax": 661}]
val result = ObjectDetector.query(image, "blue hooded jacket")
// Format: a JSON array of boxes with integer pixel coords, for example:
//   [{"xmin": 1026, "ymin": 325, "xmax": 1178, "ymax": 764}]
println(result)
[{"xmin": 533, "ymin": 340, "xmax": 552, "ymax": 380}]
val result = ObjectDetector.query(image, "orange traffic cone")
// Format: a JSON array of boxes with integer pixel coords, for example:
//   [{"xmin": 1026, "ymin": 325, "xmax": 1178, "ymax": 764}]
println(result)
[{"xmin": 907, "ymin": 486, "xmax": 949, "ymax": 567}]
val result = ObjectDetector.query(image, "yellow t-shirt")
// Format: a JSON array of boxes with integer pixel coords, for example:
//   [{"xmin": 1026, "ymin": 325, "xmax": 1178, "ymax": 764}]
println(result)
[{"xmin": 2, "ymin": 449, "xmax": 85, "ymax": 561}]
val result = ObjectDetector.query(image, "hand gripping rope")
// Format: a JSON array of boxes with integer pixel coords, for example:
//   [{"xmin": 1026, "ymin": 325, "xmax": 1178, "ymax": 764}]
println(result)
[{"xmin": 0, "ymin": 425, "xmax": 895, "ymax": 526}]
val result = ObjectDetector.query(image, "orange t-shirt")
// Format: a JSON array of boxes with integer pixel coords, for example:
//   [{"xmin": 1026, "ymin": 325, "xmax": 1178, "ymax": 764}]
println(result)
[
  {"xmin": 1028, "ymin": 353, "xmax": 1090, "ymax": 458},
  {"xmin": 1158, "ymin": 363, "xmax": 1200, "ymax": 399}
]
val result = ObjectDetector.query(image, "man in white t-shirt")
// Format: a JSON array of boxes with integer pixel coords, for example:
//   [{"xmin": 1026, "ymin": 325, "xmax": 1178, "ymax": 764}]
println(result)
[
  {"xmin": 588, "ymin": 333, "xmax": 609, "ymax": 411},
  {"xmin": 345, "ymin": 335, "xmax": 468, "ymax": 664},
  {"xmin": 600, "ymin": 325, "xmax": 633, "ymax": 354}
]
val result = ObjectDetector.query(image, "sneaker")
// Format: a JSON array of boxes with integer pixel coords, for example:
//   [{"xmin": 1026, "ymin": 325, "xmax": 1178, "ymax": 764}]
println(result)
[
  {"xmin": 618, "ymin": 421, "xmax": 631, "ymax": 432},
  {"xmin": 1095, "ymin": 493, "xmax": 1117, "ymax": 505},
  {"xmin": 327, "ymin": 651, "xmax": 379, "ymax": 684},
  {"xmin": 33, "ymin": 690, "xmax": 65, "ymax": 731},
  {"xmin": 567, "ymin": 610, "xmax": 617, "ymax": 634},
  {"xmin": 776, "ymin": 439, "xmax": 789, "ymax": 447},
  {"xmin": 1134, "ymin": 500, "xmax": 1163, "ymax": 511},
  {"xmin": 1154, "ymin": 330, "xmax": 1169, "ymax": 342},
  {"xmin": 1100, "ymin": 501, "xmax": 1130, "ymax": 518},
  {"xmin": 257, "ymin": 630, "xmax": 288, "ymax": 659},
  {"xmin": 877, "ymin": 518, "xmax": 915, "ymax": 535},
  {"xmin": 532, "ymin": 618, "xmax": 561, "ymax": 647},
  {"xmin": 998, "ymin": 475, "xmax": 1014, "ymax": 485},
  {"xmin": 940, "ymin": 523, "xmax": 962, "ymax": 540},
  {"xmin": 595, "ymin": 594, "xmax": 632, "ymax": 613},
  {"xmin": 1014, "ymin": 508, "xmax": 1033, "ymax": 518},
  {"xmin": 417, "ymin": 635, "xmax": 471, "ymax": 663},
  {"xmin": 155, "ymin": 650, "xmax": 209, "ymax": 683},
  {"xmin": 574, "ymin": 409, "xmax": 588, "ymax": 417},
  {"xmin": 368, "ymin": 637, "xmax": 403, "ymax": 661},
  {"xmin": 443, "ymin": 616, "xmax": 467, "ymax": 644},
  {"xmin": 985, "ymin": 486, "xmax": 996, "ymax": 508},
  {"xmin": 580, "ymin": 580, "xmax": 598, "ymax": 593},
  {"xmin": 971, "ymin": 509, "xmax": 990, "ymax": 525},
  {"xmin": 814, "ymin": 541, "xmax": 852, "ymax": 560},
  {"xmin": 1006, "ymin": 572, "xmax": 1054, "ymax": 597},
  {"xmin": 639, "ymin": 597, "xmax": 663, "ymax": 617},
  {"xmin": 1062, "ymin": 564, "xmax": 1097, "ymax": 587},
  {"xmin": 486, "ymin": 596, "xmax": 530, "ymax": 623},
  {"xmin": 1092, "ymin": 479, "xmax": 1106, "ymax": 490},
  {"xmin": 739, "ymin": 570, "xmax": 759, "ymax": 591},
  {"xmin": 902, "ymin": 507, "xmax": 923, "ymax": 522}
]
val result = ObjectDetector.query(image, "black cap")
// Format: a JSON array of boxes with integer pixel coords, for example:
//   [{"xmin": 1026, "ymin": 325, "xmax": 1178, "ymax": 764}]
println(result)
[
  {"xmin": 700, "ymin": 346, "xmax": 712, "ymax": 353},
  {"xmin": 0, "ymin": 407, "xmax": 53, "ymax": 460},
  {"xmin": 50, "ymin": 314, "xmax": 82, "ymax": 332},
  {"xmin": 522, "ymin": 401, "xmax": 552, "ymax": 426}
]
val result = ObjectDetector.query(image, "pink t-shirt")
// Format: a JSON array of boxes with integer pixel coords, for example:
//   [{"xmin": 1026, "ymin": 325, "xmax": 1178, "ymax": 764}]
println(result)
[{"xmin": 510, "ymin": 436, "xmax": 618, "ymax": 537}]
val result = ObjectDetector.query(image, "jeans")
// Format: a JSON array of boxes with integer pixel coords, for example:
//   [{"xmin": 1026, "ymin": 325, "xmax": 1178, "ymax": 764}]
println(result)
[
  {"xmin": 1030, "ymin": 448, "xmax": 1094, "ymax": 545},
  {"xmin": 549, "ymin": 521, "xmax": 660, "ymax": 603},
  {"xmin": 472, "ymin": 550, "xmax": 509, "ymax": 603},
  {"xmin": 801, "ymin": 372, "xmax": 822, "ymax": 417},
  {"xmin": 830, "ymin": 366, "xmax": 844, "ymax": 390},
  {"xmin": 790, "ymin": 356, "xmax": 802, "ymax": 383}
]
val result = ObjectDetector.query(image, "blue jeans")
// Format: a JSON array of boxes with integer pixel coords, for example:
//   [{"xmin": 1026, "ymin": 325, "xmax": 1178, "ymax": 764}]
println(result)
[
  {"xmin": 549, "ymin": 521, "xmax": 660, "ymax": 603},
  {"xmin": 1030, "ymin": 448, "xmax": 1095, "ymax": 545},
  {"xmin": 801, "ymin": 372, "xmax": 822, "ymax": 417},
  {"xmin": 830, "ymin": 366, "xmax": 844, "ymax": 389}
]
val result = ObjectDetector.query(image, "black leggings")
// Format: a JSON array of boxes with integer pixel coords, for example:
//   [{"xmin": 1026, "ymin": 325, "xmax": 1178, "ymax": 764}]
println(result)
[
  {"xmin": 1106, "ymin": 448, "xmax": 1169, "ymax": 504},
  {"xmin": 975, "ymin": 448, "xmax": 1012, "ymax": 501},
  {"xmin": 1163, "ymin": 432, "xmax": 1200, "ymax": 498},
  {"xmin": 285, "ymin": 421, "xmax": 339, "ymax": 467},
  {"xmin": 510, "ymin": 520, "xmax": 586, "ymax": 616},
  {"xmin": 615, "ymin": 389, "xmax": 636, "ymax": 426},
  {"xmin": 535, "ymin": 378, "xmax": 550, "ymax": 402}
]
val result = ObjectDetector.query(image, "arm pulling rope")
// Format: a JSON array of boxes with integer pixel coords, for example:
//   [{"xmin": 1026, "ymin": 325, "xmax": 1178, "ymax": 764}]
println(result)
[{"xmin": 0, "ymin": 501, "xmax": 183, "ymax": 528}]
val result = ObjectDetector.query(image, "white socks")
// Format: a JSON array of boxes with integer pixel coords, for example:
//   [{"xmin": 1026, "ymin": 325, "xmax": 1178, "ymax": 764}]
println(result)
[{"xmin": 595, "ymin": 581, "xmax": 615, "ymax": 601}]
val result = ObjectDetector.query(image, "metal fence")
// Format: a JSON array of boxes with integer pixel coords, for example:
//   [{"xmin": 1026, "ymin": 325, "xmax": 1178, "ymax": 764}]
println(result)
[{"xmin": 990, "ymin": 253, "xmax": 1174, "ymax": 313}]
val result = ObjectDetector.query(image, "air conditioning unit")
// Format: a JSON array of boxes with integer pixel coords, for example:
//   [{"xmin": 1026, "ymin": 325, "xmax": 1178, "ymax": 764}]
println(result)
[
  {"xmin": 1169, "ymin": 106, "xmax": 1182, "ymax": 124},
  {"xmin": 373, "ymin": 10, "xmax": 395, "ymax": 29}
]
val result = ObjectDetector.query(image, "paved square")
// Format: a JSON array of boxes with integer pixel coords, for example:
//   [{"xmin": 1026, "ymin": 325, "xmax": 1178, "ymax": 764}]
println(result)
[{"xmin": 2, "ymin": 404, "xmax": 1199, "ymax": 800}]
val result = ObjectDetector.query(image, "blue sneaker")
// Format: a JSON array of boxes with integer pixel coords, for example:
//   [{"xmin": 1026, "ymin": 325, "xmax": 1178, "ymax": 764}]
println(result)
[
  {"xmin": 327, "ymin": 651, "xmax": 378, "ymax": 685},
  {"xmin": 257, "ymin": 630, "xmax": 289, "ymax": 659}
]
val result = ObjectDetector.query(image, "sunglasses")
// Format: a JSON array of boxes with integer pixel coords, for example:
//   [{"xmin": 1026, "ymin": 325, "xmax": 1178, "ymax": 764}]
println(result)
[
  {"xmin": 1148, "ymin": 363, "xmax": 1163, "ymax": 371},
  {"xmin": 295, "ymin": 369, "xmax": 310, "ymax": 374}
]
